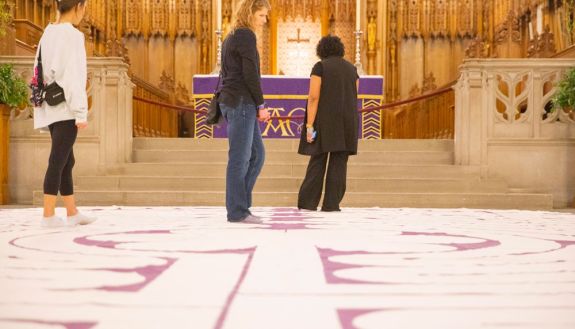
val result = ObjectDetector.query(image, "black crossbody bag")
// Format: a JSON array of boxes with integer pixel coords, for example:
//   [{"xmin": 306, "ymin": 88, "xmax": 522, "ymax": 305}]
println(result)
[
  {"xmin": 206, "ymin": 72, "xmax": 223, "ymax": 125},
  {"xmin": 44, "ymin": 80, "xmax": 66, "ymax": 106},
  {"xmin": 30, "ymin": 47, "xmax": 66, "ymax": 107}
]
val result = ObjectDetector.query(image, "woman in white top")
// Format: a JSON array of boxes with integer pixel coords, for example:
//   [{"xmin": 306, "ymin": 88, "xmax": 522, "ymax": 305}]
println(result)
[{"xmin": 33, "ymin": 0, "xmax": 95, "ymax": 227}]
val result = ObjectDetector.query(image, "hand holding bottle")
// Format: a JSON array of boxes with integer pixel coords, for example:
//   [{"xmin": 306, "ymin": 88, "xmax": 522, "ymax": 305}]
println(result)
[{"xmin": 306, "ymin": 125, "xmax": 316, "ymax": 143}]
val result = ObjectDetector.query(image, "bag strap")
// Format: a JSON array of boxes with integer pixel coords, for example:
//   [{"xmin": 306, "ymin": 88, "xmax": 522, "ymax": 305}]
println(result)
[
  {"xmin": 36, "ymin": 46, "xmax": 44, "ymax": 87},
  {"xmin": 213, "ymin": 70, "xmax": 223, "ymax": 94}
]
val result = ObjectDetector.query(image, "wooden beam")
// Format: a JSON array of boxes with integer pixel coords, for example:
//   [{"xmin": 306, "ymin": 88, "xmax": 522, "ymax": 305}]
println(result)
[
  {"xmin": 270, "ymin": 1, "xmax": 278, "ymax": 74},
  {"xmin": 320, "ymin": 0, "xmax": 329, "ymax": 36},
  {"xmin": 0, "ymin": 105, "xmax": 10, "ymax": 204}
]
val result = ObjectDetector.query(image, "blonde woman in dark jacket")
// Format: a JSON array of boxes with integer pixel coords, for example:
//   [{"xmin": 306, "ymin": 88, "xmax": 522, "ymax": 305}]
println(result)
[{"xmin": 219, "ymin": 0, "xmax": 271, "ymax": 223}]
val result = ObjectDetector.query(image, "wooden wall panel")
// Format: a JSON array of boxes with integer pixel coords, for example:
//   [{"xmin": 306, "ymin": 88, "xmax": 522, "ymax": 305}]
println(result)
[
  {"xmin": 174, "ymin": 37, "xmax": 197, "ymax": 93},
  {"xmin": 426, "ymin": 39, "xmax": 452, "ymax": 87},
  {"xmin": 399, "ymin": 38, "xmax": 424, "ymax": 99}
]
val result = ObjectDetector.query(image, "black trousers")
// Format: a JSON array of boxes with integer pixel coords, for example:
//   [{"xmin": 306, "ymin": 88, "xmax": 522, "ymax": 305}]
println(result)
[
  {"xmin": 298, "ymin": 151, "xmax": 349, "ymax": 211},
  {"xmin": 43, "ymin": 120, "xmax": 77, "ymax": 196}
]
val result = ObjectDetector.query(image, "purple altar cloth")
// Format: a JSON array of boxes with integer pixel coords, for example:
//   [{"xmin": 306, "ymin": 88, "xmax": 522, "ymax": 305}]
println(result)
[{"xmin": 192, "ymin": 75, "xmax": 384, "ymax": 139}]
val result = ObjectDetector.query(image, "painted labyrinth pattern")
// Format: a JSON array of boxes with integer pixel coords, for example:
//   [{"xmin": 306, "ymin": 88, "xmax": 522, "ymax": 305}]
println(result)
[{"xmin": 0, "ymin": 207, "xmax": 574, "ymax": 329}]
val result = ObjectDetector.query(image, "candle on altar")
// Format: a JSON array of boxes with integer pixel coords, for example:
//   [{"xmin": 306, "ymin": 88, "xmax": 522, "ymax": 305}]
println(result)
[
  {"xmin": 356, "ymin": 0, "xmax": 360, "ymax": 31},
  {"xmin": 216, "ymin": 0, "xmax": 222, "ymax": 30}
]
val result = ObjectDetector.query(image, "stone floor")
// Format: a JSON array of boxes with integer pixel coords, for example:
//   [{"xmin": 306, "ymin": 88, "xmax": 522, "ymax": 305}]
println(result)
[{"xmin": 0, "ymin": 206, "xmax": 574, "ymax": 329}]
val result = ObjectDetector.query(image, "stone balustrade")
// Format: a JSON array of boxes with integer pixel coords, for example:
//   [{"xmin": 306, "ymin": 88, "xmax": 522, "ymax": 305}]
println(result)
[{"xmin": 455, "ymin": 59, "xmax": 575, "ymax": 207}]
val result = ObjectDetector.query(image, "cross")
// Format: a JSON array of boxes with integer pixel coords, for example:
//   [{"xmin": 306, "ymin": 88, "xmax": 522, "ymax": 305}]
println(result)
[{"xmin": 287, "ymin": 28, "xmax": 310, "ymax": 44}]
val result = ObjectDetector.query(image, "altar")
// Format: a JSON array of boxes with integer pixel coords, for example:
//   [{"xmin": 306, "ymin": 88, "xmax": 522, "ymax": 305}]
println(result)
[{"xmin": 192, "ymin": 75, "xmax": 384, "ymax": 139}]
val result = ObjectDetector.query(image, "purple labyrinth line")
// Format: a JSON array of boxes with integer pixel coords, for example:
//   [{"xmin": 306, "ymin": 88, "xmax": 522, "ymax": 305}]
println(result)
[
  {"xmin": 337, "ymin": 309, "xmax": 382, "ymax": 329},
  {"xmin": 0, "ymin": 319, "xmax": 97, "ymax": 329},
  {"xmin": 213, "ymin": 247, "xmax": 257, "ymax": 329}
]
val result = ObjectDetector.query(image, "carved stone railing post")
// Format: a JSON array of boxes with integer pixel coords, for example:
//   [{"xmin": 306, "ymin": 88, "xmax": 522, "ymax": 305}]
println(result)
[
  {"xmin": 89, "ymin": 58, "xmax": 134, "ymax": 168},
  {"xmin": 455, "ymin": 58, "xmax": 575, "ymax": 207},
  {"xmin": 454, "ymin": 62, "xmax": 486, "ymax": 168}
]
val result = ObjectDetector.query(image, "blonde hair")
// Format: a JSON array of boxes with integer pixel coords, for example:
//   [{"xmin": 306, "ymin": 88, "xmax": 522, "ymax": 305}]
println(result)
[{"xmin": 231, "ymin": 0, "xmax": 271, "ymax": 31}]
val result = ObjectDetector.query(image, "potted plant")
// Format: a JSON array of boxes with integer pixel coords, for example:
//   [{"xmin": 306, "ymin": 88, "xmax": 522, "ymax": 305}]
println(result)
[
  {"xmin": 0, "ymin": 63, "xmax": 28, "ymax": 204},
  {"xmin": 552, "ymin": 67, "xmax": 575, "ymax": 114}
]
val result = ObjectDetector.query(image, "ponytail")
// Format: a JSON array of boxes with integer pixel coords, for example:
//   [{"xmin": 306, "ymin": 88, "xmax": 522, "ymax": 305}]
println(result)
[{"xmin": 55, "ymin": 0, "xmax": 86, "ymax": 14}]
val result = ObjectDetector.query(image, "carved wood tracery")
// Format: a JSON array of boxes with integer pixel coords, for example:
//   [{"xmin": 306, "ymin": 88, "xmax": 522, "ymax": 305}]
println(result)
[
  {"xmin": 5, "ymin": 0, "xmax": 575, "ymax": 108},
  {"xmin": 384, "ymin": 0, "xmax": 574, "ymax": 100}
]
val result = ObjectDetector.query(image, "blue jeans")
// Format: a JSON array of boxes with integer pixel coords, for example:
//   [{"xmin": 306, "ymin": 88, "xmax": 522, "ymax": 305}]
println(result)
[{"xmin": 220, "ymin": 101, "xmax": 265, "ymax": 221}]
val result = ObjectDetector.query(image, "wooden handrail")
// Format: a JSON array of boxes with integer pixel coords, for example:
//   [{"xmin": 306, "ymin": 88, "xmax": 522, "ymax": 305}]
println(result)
[
  {"xmin": 133, "ymin": 96, "xmax": 203, "ymax": 114},
  {"xmin": 552, "ymin": 45, "xmax": 575, "ymax": 58},
  {"xmin": 133, "ymin": 79, "xmax": 458, "ymax": 120},
  {"xmin": 132, "ymin": 78, "xmax": 178, "ymax": 137},
  {"xmin": 132, "ymin": 76, "xmax": 170, "ymax": 100},
  {"xmin": 374, "ymin": 80, "xmax": 456, "ymax": 111},
  {"xmin": 379, "ymin": 80, "xmax": 456, "ymax": 139},
  {"xmin": 133, "ymin": 79, "xmax": 456, "ymax": 139}
]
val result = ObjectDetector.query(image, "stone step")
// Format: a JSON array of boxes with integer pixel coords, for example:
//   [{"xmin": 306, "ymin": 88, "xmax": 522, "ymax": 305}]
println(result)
[
  {"xmin": 76, "ymin": 176, "xmax": 507, "ymax": 193},
  {"xmin": 133, "ymin": 138, "xmax": 455, "ymax": 152},
  {"xmin": 33, "ymin": 190, "xmax": 554, "ymax": 210},
  {"xmin": 133, "ymin": 149, "xmax": 454, "ymax": 164},
  {"xmin": 109, "ymin": 163, "xmax": 480, "ymax": 179}
]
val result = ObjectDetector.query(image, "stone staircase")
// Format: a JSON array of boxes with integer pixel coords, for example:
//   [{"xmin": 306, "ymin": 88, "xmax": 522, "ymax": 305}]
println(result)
[{"xmin": 33, "ymin": 138, "xmax": 554, "ymax": 209}]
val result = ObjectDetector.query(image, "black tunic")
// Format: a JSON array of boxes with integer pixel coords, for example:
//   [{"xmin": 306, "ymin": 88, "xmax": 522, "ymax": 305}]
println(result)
[{"xmin": 298, "ymin": 57, "xmax": 359, "ymax": 156}]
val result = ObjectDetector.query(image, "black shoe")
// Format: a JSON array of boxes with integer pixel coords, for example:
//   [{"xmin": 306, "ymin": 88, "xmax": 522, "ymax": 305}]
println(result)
[{"xmin": 321, "ymin": 208, "xmax": 341, "ymax": 212}]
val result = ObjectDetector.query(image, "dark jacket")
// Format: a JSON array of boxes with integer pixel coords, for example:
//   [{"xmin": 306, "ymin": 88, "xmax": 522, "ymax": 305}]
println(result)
[
  {"xmin": 219, "ymin": 28, "xmax": 264, "ymax": 108},
  {"xmin": 298, "ymin": 57, "xmax": 359, "ymax": 156}
]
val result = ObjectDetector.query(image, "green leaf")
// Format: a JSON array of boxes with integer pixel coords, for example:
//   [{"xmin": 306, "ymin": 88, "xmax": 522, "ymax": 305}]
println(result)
[
  {"xmin": 552, "ymin": 68, "xmax": 575, "ymax": 111},
  {"xmin": 0, "ymin": 64, "xmax": 29, "ymax": 108}
]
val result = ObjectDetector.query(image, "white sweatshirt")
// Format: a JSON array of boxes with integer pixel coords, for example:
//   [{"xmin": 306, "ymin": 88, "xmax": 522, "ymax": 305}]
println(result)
[{"xmin": 33, "ymin": 23, "xmax": 88, "ymax": 129}]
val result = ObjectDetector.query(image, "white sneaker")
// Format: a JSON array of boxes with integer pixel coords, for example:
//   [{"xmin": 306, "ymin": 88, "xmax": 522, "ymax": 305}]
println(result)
[
  {"xmin": 68, "ymin": 212, "xmax": 97, "ymax": 226},
  {"xmin": 41, "ymin": 215, "xmax": 66, "ymax": 228},
  {"xmin": 239, "ymin": 214, "xmax": 264, "ymax": 224},
  {"xmin": 248, "ymin": 213, "xmax": 263, "ymax": 220}
]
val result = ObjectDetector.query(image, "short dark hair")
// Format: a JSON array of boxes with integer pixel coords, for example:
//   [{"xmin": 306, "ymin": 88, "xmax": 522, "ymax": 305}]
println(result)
[
  {"xmin": 316, "ymin": 35, "xmax": 345, "ymax": 59},
  {"xmin": 56, "ymin": 0, "xmax": 86, "ymax": 14}
]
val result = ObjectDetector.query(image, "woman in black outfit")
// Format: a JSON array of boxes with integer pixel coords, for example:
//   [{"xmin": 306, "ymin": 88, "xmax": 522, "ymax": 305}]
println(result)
[{"xmin": 297, "ymin": 35, "xmax": 359, "ymax": 212}]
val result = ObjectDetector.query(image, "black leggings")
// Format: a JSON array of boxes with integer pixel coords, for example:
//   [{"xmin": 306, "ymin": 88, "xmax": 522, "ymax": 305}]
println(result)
[{"xmin": 43, "ymin": 120, "xmax": 77, "ymax": 196}]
